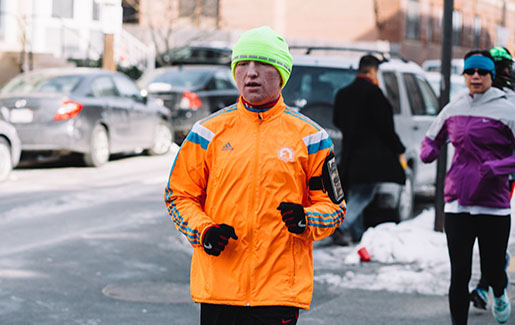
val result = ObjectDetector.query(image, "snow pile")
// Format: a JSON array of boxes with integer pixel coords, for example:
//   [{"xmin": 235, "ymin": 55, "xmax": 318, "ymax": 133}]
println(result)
[
  {"xmin": 314, "ymin": 197, "xmax": 515, "ymax": 296},
  {"xmin": 345, "ymin": 209, "xmax": 447, "ymax": 266},
  {"xmin": 314, "ymin": 209, "xmax": 451, "ymax": 295}
]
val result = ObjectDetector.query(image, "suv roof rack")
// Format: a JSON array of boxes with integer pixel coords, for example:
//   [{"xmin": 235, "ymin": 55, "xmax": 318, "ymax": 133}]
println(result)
[{"xmin": 289, "ymin": 46, "xmax": 408, "ymax": 63}]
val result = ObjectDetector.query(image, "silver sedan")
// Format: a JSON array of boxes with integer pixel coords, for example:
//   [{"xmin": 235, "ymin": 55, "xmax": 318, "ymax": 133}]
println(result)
[{"xmin": 0, "ymin": 68, "xmax": 173, "ymax": 167}]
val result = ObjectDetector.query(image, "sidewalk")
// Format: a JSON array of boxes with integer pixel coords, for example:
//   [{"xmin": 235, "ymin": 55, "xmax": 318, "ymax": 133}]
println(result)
[{"xmin": 298, "ymin": 244, "xmax": 515, "ymax": 325}]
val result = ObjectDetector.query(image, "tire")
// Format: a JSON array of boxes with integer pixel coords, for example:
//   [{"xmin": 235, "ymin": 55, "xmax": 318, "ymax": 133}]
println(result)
[
  {"xmin": 395, "ymin": 168, "xmax": 415, "ymax": 222},
  {"xmin": 146, "ymin": 122, "xmax": 172, "ymax": 156},
  {"xmin": 83, "ymin": 124, "xmax": 109, "ymax": 167},
  {"xmin": 0, "ymin": 138, "xmax": 12, "ymax": 182}
]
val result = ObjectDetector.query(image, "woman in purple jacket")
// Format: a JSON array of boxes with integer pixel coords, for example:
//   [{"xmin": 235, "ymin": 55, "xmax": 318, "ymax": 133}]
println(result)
[{"xmin": 420, "ymin": 50, "xmax": 515, "ymax": 325}]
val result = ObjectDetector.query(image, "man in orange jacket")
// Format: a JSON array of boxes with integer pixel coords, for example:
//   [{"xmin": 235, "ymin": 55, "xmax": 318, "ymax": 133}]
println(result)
[{"xmin": 164, "ymin": 26, "xmax": 346, "ymax": 325}]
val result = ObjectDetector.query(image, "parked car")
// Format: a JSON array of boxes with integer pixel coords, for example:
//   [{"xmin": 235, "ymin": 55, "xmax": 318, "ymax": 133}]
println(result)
[
  {"xmin": 421, "ymin": 58, "xmax": 464, "ymax": 75},
  {"xmin": 424, "ymin": 71, "xmax": 467, "ymax": 100},
  {"xmin": 0, "ymin": 68, "xmax": 173, "ymax": 167},
  {"xmin": 282, "ymin": 49, "xmax": 440, "ymax": 225},
  {"xmin": 139, "ymin": 65, "xmax": 240, "ymax": 141},
  {"xmin": 158, "ymin": 45, "xmax": 232, "ymax": 67},
  {"xmin": 0, "ymin": 114, "xmax": 21, "ymax": 182}
]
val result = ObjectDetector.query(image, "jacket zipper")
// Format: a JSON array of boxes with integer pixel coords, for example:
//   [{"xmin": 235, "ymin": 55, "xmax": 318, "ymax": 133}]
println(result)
[{"xmin": 246, "ymin": 112, "xmax": 262, "ymax": 306}]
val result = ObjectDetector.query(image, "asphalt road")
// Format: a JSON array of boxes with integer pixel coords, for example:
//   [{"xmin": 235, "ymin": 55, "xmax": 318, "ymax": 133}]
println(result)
[{"xmin": 0, "ymin": 148, "xmax": 513, "ymax": 325}]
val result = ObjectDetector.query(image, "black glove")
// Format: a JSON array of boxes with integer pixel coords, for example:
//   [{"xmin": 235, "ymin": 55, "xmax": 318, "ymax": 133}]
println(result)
[
  {"xmin": 202, "ymin": 224, "xmax": 238, "ymax": 256},
  {"xmin": 277, "ymin": 202, "xmax": 306, "ymax": 234}
]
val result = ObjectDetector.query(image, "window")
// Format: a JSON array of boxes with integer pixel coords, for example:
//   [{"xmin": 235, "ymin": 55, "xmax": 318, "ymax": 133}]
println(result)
[
  {"xmin": 452, "ymin": 10, "xmax": 463, "ymax": 46},
  {"xmin": 91, "ymin": 76, "xmax": 118, "ymax": 97},
  {"xmin": 38, "ymin": 75, "xmax": 82, "ymax": 94},
  {"xmin": 282, "ymin": 66, "xmax": 356, "ymax": 109},
  {"xmin": 381, "ymin": 71, "xmax": 401, "ymax": 114},
  {"xmin": 52, "ymin": 0, "xmax": 74, "ymax": 19},
  {"xmin": 0, "ymin": 73, "xmax": 82, "ymax": 95},
  {"xmin": 113, "ymin": 75, "xmax": 142, "ymax": 100},
  {"xmin": 403, "ymin": 73, "xmax": 425, "ymax": 115},
  {"xmin": 208, "ymin": 70, "xmax": 236, "ymax": 90},
  {"xmin": 179, "ymin": 0, "xmax": 194, "ymax": 16},
  {"xmin": 122, "ymin": 0, "xmax": 138, "ymax": 23},
  {"xmin": 403, "ymin": 73, "xmax": 438, "ymax": 116},
  {"xmin": 202, "ymin": 0, "xmax": 218, "ymax": 17},
  {"xmin": 92, "ymin": 1, "xmax": 100, "ymax": 21},
  {"xmin": 473, "ymin": 16, "xmax": 482, "ymax": 48},
  {"xmin": 0, "ymin": 0, "xmax": 5, "ymax": 36},
  {"xmin": 406, "ymin": 0, "xmax": 420, "ymax": 40},
  {"xmin": 179, "ymin": 0, "xmax": 217, "ymax": 17},
  {"xmin": 426, "ymin": 15, "xmax": 433, "ymax": 43},
  {"xmin": 148, "ymin": 69, "xmax": 209, "ymax": 88},
  {"xmin": 414, "ymin": 75, "xmax": 438, "ymax": 115}
]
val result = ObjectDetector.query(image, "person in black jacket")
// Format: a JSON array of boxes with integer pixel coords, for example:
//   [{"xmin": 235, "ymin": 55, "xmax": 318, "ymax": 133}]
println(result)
[{"xmin": 332, "ymin": 54, "xmax": 406, "ymax": 246}]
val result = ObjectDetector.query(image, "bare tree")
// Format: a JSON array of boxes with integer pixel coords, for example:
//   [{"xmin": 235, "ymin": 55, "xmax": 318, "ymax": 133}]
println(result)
[{"xmin": 123, "ymin": 0, "xmax": 222, "ymax": 66}]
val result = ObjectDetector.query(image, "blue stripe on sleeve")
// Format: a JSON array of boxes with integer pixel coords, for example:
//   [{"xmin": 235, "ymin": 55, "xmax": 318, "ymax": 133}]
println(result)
[
  {"xmin": 186, "ymin": 131, "xmax": 210, "ymax": 150},
  {"xmin": 166, "ymin": 194, "xmax": 200, "ymax": 245},
  {"xmin": 306, "ymin": 137, "xmax": 333, "ymax": 154},
  {"xmin": 306, "ymin": 205, "xmax": 345, "ymax": 228}
]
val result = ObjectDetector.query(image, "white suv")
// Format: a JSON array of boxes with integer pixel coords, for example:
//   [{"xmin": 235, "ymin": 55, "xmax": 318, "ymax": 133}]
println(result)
[{"xmin": 282, "ymin": 51, "xmax": 439, "ymax": 225}]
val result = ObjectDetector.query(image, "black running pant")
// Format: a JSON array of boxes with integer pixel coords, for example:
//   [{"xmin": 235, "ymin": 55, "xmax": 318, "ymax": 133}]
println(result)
[
  {"xmin": 445, "ymin": 212, "xmax": 510, "ymax": 325},
  {"xmin": 200, "ymin": 303, "xmax": 299, "ymax": 325}
]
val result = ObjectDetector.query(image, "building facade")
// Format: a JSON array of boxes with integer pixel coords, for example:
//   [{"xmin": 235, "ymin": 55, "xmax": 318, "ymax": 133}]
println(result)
[
  {"xmin": 132, "ymin": 0, "xmax": 515, "ymax": 64},
  {"xmin": 0, "ymin": 0, "xmax": 152, "ymax": 87}
]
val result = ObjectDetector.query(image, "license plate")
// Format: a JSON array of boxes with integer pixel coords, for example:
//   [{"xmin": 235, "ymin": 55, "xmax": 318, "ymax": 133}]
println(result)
[{"xmin": 10, "ymin": 108, "xmax": 33, "ymax": 123}]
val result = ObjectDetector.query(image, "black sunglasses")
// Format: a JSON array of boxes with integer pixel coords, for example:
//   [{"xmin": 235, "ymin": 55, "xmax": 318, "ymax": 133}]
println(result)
[{"xmin": 463, "ymin": 68, "xmax": 490, "ymax": 76}]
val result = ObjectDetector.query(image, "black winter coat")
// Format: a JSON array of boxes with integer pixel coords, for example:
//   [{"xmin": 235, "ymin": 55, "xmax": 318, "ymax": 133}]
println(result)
[{"xmin": 333, "ymin": 76, "xmax": 406, "ymax": 187}]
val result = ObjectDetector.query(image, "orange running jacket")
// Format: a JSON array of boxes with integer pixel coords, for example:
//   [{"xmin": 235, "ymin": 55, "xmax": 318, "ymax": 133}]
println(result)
[{"xmin": 164, "ymin": 96, "xmax": 346, "ymax": 309}]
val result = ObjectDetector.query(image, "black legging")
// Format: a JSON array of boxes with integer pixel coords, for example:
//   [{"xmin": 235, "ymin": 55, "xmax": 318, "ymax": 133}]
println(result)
[{"xmin": 445, "ymin": 212, "xmax": 511, "ymax": 325}]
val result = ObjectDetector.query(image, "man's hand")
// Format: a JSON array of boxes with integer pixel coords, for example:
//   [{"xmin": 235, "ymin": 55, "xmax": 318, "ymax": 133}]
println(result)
[
  {"xmin": 202, "ymin": 224, "xmax": 238, "ymax": 256},
  {"xmin": 277, "ymin": 202, "xmax": 306, "ymax": 234}
]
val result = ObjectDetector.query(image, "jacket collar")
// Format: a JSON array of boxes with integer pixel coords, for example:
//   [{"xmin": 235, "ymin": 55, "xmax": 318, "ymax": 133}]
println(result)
[
  {"xmin": 356, "ymin": 74, "xmax": 375, "ymax": 84},
  {"xmin": 238, "ymin": 95, "xmax": 286, "ymax": 122},
  {"xmin": 467, "ymin": 87, "xmax": 506, "ymax": 105}
]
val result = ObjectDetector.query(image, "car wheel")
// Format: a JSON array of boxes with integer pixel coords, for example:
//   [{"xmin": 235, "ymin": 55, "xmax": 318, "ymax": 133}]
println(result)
[
  {"xmin": 83, "ymin": 125, "xmax": 109, "ymax": 167},
  {"xmin": 146, "ymin": 122, "xmax": 172, "ymax": 156},
  {"xmin": 0, "ymin": 138, "xmax": 12, "ymax": 182},
  {"xmin": 395, "ymin": 168, "xmax": 414, "ymax": 222}
]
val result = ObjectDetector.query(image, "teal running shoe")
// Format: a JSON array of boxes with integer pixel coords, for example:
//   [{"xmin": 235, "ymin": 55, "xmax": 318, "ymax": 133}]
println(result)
[{"xmin": 492, "ymin": 289, "xmax": 511, "ymax": 324}]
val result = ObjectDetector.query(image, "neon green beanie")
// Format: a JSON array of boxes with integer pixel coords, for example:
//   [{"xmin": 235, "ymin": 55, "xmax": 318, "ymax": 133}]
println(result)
[{"xmin": 231, "ymin": 26, "xmax": 293, "ymax": 88}]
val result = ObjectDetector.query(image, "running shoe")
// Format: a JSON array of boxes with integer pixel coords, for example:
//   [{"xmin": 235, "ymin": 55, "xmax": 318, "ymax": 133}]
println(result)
[
  {"xmin": 492, "ymin": 289, "xmax": 511, "ymax": 324},
  {"xmin": 470, "ymin": 288, "xmax": 488, "ymax": 310}
]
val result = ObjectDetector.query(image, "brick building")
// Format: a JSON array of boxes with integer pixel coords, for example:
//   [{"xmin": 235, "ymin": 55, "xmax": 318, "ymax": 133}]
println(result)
[{"xmin": 129, "ymin": 0, "xmax": 515, "ymax": 64}]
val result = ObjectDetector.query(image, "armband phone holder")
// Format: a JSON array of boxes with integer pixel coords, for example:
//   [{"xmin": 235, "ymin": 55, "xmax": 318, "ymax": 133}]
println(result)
[{"xmin": 308, "ymin": 152, "xmax": 345, "ymax": 204}]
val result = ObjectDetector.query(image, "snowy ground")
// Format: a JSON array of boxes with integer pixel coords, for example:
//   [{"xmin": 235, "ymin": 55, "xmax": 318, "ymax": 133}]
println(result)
[{"xmin": 313, "ymin": 197, "xmax": 515, "ymax": 296}]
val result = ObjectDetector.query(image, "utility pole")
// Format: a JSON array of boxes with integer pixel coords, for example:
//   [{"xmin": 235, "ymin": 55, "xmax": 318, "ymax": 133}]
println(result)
[
  {"xmin": 434, "ymin": 0, "xmax": 454, "ymax": 232},
  {"xmin": 102, "ymin": 33, "xmax": 115, "ymax": 71},
  {"xmin": 100, "ymin": 0, "xmax": 122, "ymax": 71}
]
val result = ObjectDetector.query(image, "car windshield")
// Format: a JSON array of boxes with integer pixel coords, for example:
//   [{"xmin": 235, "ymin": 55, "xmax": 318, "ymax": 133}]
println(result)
[
  {"xmin": 141, "ymin": 69, "xmax": 210, "ymax": 89},
  {"xmin": 282, "ymin": 66, "xmax": 356, "ymax": 108},
  {"xmin": 0, "ymin": 73, "xmax": 82, "ymax": 95}
]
